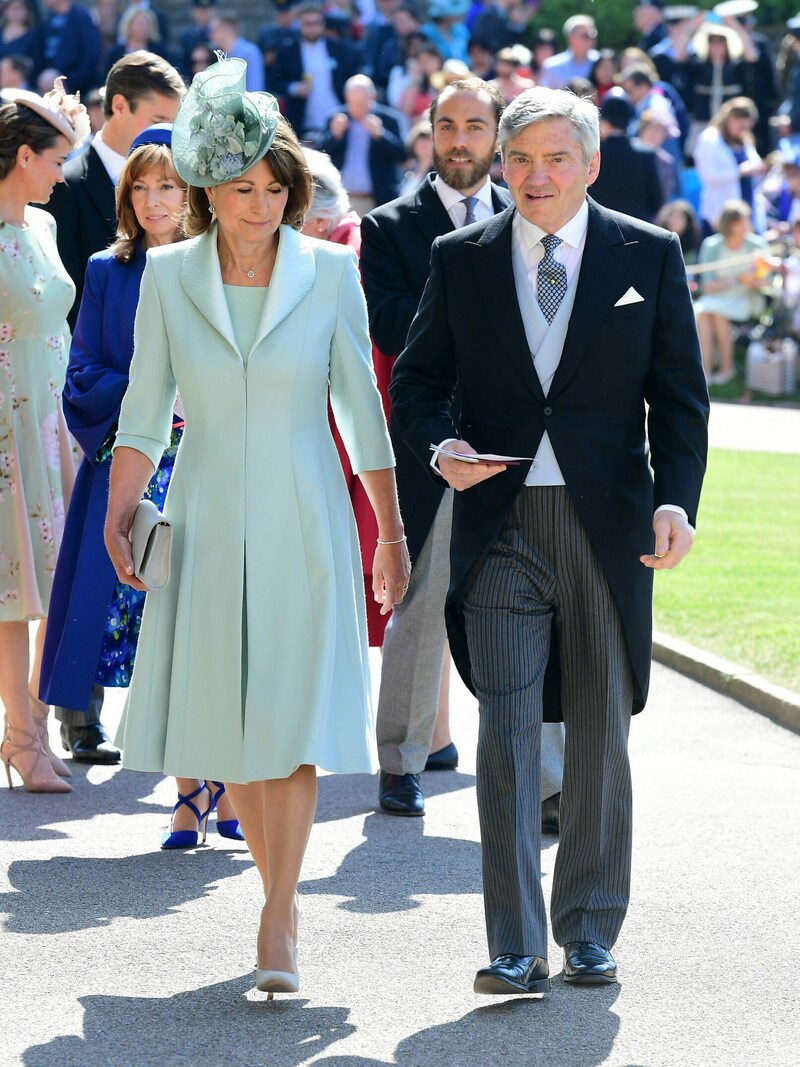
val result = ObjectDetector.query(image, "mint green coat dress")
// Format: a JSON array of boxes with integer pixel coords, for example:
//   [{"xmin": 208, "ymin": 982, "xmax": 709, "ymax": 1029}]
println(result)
[{"xmin": 114, "ymin": 225, "xmax": 395, "ymax": 783}]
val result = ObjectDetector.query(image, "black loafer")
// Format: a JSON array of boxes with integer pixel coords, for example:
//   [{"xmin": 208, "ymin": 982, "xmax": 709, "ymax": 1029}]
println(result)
[
  {"xmin": 541, "ymin": 791, "xmax": 560, "ymax": 835},
  {"xmin": 563, "ymin": 942, "xmax": 617, "ymax": 985},
  {"xmin": 424, "ymin": 742, "xmax": 459, "ymax": 771},
  {"xmin": 61, "ymin": 723, "xmax": 120, "ymax": 764},
  {"xmin": 378, "ymin": 771, "xmax": 425, "ymax": 816},
  {"xmin": 474, "ymin": 954, "xmax": 550, "ymax": 995}
]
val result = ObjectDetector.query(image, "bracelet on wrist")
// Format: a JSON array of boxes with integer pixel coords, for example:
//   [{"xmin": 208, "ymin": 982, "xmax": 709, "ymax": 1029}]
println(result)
[{"xmin": 377, "ymin": 535, "xmax": 407, "ymax": 545}]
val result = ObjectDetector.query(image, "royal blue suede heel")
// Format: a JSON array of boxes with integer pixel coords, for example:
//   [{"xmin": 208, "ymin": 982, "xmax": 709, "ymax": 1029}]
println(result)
[
  {"xmin": 206, "ymin": 780, "xmax": 245, "ymax": 841},
  {"xmin": 161, "ymin": 783, "xmax": 211, "ymax": 849}
]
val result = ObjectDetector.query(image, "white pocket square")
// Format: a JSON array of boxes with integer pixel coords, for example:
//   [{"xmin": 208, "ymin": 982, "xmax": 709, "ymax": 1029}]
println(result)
[{"xmin": 614, "ymin": 287, "xmax": 645, "ymax": 307}]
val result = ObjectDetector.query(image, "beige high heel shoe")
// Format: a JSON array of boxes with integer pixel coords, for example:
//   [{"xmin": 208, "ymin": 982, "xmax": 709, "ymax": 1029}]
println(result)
[
  {"xmin": 1, "ymin": 722, "xmax": 72, "ymax": 793},
  {"xmin": 29, "ymin": 695, "xmax": 72, "ymax": 778}
]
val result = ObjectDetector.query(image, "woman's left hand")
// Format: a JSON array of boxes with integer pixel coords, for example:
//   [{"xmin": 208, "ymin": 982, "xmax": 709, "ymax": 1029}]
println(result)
[{"xmin": 372, "ymin": 541, "xmax": 412, "ymax": 615}]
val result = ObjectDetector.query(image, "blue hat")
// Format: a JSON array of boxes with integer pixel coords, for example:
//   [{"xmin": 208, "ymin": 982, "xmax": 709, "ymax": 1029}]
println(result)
[{"xmin": 128, "ymin": 122, "xmax": 173, "ymax": 155}]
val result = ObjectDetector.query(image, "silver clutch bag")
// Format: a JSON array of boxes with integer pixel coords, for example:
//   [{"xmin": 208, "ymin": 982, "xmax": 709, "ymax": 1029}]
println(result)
[{"xmin": 129, "ymin": 499, "xmax": 172, "ymax": 589}]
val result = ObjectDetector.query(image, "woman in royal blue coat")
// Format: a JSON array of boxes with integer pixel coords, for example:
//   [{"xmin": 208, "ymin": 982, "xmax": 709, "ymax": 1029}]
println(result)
[{"xmin": 40, "ymin": 124, "xmax": 243, "ymax": 846}]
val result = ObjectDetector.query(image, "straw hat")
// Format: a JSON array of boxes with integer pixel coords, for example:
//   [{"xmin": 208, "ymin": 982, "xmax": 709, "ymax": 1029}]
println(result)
[{"xmin": 692, "ymin": 14, "xmax": 745, "ymax": 61}]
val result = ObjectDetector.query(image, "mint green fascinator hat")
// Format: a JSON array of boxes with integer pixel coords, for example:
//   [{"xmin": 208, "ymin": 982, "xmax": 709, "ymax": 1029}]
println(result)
[{"xmin": 172, "ymin": 55, "xmax": 280, "ymax": 187}]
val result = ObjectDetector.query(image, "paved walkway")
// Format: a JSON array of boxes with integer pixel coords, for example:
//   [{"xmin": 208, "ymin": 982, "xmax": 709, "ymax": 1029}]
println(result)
[
  {"xmin": 2, "ymin": 661, "xmax": 800, "ymax": 1067},
  {"xmin": 2, "ymin": 403, "xmax": 799, "ymax": 1066},
  {"xmin": 707, "ymin": 400, "xmax": 800, "ymax": 453}
]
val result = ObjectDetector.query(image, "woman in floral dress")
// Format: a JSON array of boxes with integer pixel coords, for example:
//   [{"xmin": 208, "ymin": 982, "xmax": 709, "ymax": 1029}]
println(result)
[{"xmin": 0, "ymin": 81, "xmax": 89, "ymax": 792}]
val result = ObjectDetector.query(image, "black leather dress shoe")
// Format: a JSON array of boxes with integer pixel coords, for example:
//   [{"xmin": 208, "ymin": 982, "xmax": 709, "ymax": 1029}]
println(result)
[
  {"xmin": 424, "ymin": 742, "xmax": 459, "ymax": 771},
  {"xmin": 563, "ymin": 942, "xmax": 617, "ymax": 985},
  {"xmin": 61, "ymin": 723, "xmax": 120, "ymax": 764},
  {"xmin": 541, "ymin": 791, "xmax": 560, "ymax": 835},
  {"xmin": 378, "ymin": 771, "xmax": 425, "ymax": 816},
  {"xmin": 474, "ymin": 954, "xmax": 550, "ymax": 995}
]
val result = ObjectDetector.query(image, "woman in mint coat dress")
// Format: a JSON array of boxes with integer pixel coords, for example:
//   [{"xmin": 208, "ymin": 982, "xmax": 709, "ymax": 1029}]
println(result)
[{"xmin": 103, "ymin": 61, "xmax": 410, "ymax": 997}]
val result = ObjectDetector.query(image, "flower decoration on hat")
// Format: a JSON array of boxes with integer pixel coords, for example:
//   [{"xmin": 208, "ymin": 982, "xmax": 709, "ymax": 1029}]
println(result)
[
  {"xmin": 188, "ymin": 108, "xmax": 261, "ymax": 183},
  {"xmin": 172, "ymin": 54, "xmax": 281, "ymax": 187}
]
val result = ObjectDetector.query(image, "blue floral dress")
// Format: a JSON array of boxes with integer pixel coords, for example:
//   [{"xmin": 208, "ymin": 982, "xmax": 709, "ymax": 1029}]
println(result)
[{"xmin": 94, "ymin": 425, "xmax": 183, "ymax": 686}]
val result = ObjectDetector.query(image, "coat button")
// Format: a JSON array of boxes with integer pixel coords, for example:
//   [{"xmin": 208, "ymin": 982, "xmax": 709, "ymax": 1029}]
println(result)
[{"xmin": 543, "ymin": 406, "xmax": 552, "ymax": 416}]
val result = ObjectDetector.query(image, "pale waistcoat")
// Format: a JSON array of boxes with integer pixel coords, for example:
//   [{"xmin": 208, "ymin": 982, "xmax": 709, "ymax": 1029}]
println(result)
[{"xmin": 511, "ymin": 239, "xmax": 580, "ymax": 486}]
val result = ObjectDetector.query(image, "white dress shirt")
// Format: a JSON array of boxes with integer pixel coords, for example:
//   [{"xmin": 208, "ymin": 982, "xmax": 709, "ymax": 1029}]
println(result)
[
  {"xmin": 433, "ymin": 173, "xmax": 495, "ymax": 228},
  {"xmin": 91, "ymin": 130, "xmax": 126, "ymax": 184}
]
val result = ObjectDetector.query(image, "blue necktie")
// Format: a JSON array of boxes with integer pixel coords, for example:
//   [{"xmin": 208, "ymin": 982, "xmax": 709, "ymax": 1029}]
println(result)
[
  {"xmin": 461, "ymin": 196, "xmax": 478, "ymax": 226},
  {"xmin": 537, "ymin": 234, "xmax": 568, "ymax": 324}
]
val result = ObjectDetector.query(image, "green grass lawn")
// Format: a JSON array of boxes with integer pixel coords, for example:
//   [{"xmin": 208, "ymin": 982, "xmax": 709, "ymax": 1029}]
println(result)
[{"xmin": 652, "ymin": 448, "xmax": 800, "ymax": 695}]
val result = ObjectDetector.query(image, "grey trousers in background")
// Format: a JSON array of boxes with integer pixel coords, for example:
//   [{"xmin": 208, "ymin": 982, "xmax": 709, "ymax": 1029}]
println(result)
[
  {"xmin": 464, "ymin": 487, "xmax": 633, "ymax": 959},
  {"xmin": 55, "ymin": 684, "xmax": 104, "ymax": 727},
  {"xmin": 376, "ymin": 490, "xmax": 565, "ymax": 794}
]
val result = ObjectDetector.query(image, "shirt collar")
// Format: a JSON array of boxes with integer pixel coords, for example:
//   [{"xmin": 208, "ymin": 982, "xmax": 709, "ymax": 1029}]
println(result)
[
  {"xmin": 433, "ymin": 173, "xmax": 493, "ymax": 214},
  {"xmin": 516, "ymin": 198, "xmax": 589, "ymax": 253},
  {"xmin": 92, "ymin": 129, "xmax": 127, "ymax": 184}
]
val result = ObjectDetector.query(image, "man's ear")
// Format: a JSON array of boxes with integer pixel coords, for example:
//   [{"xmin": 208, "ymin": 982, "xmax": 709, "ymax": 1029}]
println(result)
[{"xmin": 586, "ymin": 149, "xmax": 601, "ymax": 188}]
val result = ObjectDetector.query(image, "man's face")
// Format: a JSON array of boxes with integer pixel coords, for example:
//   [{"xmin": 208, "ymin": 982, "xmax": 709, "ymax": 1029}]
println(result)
[
  {"xmin": 345, "ymin": 85, "xmax": 372, "ymax": 121},
  {"xmin": 622, "ymin": 79, "xmax": 648, "ymax": 105},
  {"xmin": 300, "ymin": 12, "xmax": 326, "ymax": 42},
  {"xmin": 502, "ymin": 118, "xmax": 599, "ymax": 233},
  {"xmin": 432, "ymin": 88, "xmax": 498, "ymax": 194},
  {"xmin": 567, "ymin": 23, "xmax": 596, "ymax": 61}
]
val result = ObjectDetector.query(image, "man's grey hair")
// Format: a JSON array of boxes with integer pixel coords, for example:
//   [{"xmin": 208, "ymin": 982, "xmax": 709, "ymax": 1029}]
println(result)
[
  {"xmin": 302, "ymin": 148, "xmax": 351, "ymax": 225},
  {"xmin": 498, "ymin": 88, "xmax": 600, "ymax": 164}
]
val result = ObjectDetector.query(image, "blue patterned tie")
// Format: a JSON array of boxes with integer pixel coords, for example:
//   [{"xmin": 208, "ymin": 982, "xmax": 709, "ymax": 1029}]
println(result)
[
  {"xmin": 461, "ymin": 196, "xmax": 478, "ymax": 226},
  {"xmin": 537, "ymin": 234, "xmax": 568, "ymax": 324}
]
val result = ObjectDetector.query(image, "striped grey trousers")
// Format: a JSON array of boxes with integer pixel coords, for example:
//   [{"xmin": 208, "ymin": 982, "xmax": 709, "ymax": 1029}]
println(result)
[{"xmin": 463, "ymin": 486, "xmax": 633, "ymax": 959}]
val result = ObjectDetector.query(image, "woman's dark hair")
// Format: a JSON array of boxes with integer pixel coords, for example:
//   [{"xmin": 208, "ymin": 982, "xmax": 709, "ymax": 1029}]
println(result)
[
  {"xmin": 590, "ymin": 50, "xmax": 618, "ymax": 89},
  {"xmin": 655, "ymin": 199, "xmax": 701, "ymax": 257},
  {"xmin": 0, "ymin": 102, "xmax": 62, "ymax": 182},
  {"xmin": 110, "ymin": 143, "xmax": 187, "ymax": 263},
  {"xmin": 183, "ymin": 117, "xmax": 313, "ymax": 237}
]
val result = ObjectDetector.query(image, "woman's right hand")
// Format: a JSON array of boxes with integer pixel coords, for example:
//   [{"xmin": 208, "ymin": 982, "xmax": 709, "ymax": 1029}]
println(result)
[
  {"xmin": 104, "ymin": 513, "xmax": 149, "ymax": 591},
  {"xmin": 104, "ymin": 445, "xmax": 156, "ymax": 590}
]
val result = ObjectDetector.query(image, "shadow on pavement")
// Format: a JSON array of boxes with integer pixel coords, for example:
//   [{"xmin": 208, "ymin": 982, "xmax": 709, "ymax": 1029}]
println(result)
[
  {"xmin": 23, "ymin": 978, "xmax": 357, "ymax": 1067},
  {"xmin": 318, "ymin": 984, "xmax": 621, "ymax": 1067},
  {"xmin": 1, "ymin": 848, "xmax": 249, "ymax": 934},
  {"xmin": 0, "ymin": 767, "xmax": 170, "ymax": 844},
  {"xmin": 301, "ymin": 811, "xmax": 482, "ymax": 913}
]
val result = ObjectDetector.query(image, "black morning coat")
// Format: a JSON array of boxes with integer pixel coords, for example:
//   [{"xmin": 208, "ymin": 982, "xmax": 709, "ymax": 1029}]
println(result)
[{"xmin": 390, "ymin": 198, "xmax": 710, "ymax": 721}]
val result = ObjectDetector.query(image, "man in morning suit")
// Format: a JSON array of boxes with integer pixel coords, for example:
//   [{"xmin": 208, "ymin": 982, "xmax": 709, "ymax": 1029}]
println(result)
[
  {"xmin": 390, "ymin": 87, "xmax": 709, "ymax": 993},
  {"xmin": 41, "ymin": 50, "xmax": 183, "ymax": 764},
  {"xmin": 47, "ymin": 50, "xmax": 185, "ymax": 330},
  {"xmin": 360, "ymin": 78, "xmax": 565, "ymax": 823}
]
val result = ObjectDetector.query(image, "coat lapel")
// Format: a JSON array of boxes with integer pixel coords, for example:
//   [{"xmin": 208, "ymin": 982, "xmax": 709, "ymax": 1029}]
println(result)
[
  {"xmin": 469, "ymin": 207, "xmax": 545, "ymax": 402},
  {"xmin": 548, "ymin": 199, "xmax": 639, "ymax": 397},
  {"xmin": 411, "ymin": 175, "xmax": 456, "ymax": 247},
  {"xmin": 180, "ymin": 226, "xmax": 240, "ymax": 357},
  {"xmin": 249, "ymin": 225, "xmax": 315, "ymax": 353}
]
